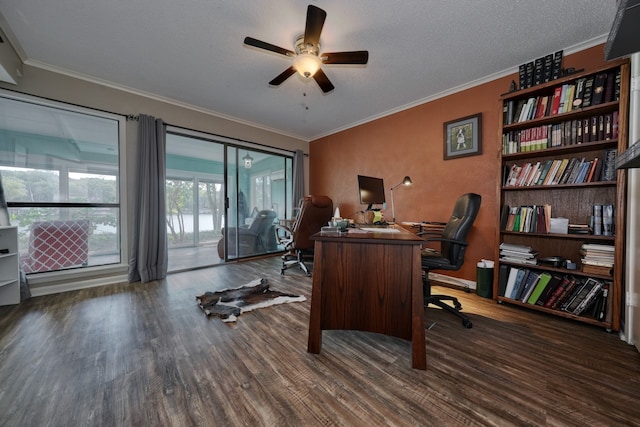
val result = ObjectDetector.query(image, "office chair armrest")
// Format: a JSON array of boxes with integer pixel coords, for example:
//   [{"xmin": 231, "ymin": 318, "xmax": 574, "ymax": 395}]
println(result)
[{"xmin": 274, "ymin": 224, "xmax": 293, "ymax": 246}]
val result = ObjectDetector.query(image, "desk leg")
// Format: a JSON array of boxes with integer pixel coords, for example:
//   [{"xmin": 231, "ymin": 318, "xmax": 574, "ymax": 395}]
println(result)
[
  {"xmin": 307, "ymin": 241, "xmax": 323, "ymax": 354},
  {"xmin": 411, "ymin": 245, "xmax": 427, "ymax": 370}
]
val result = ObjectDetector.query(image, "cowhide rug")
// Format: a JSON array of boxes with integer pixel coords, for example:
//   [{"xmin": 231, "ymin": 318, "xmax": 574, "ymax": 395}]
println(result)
[{"xmin": 196, "ymin": 278, "xmax": 306, "ymax": 323}]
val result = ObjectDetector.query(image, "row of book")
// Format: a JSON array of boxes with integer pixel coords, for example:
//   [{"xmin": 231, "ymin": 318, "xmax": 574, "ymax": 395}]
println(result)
[
  {"xmin": 505, "ymin": 69, "xmax": 620, "ymax": 125},
  {"xmin": 502, "ymin": 205, "xmax": 551, "ymax": 234},
  {"xmin": 498, "ymin": 264, "xmax": 611, "ymax": 321},
  {"xmin": 501, "ymin": 111, "xmax": 619, "ymax": 154},
  {"xmin": 517, "ymin": 50, "xmax": 563, "ymax": 90},
  {"xmin": 503, "ymin": 150, "xmax": 617, "ymax": 188}
]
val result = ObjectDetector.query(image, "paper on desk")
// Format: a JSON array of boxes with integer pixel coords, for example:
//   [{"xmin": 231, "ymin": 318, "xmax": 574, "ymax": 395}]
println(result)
[
  {"xmin": 359, "ymin": 227, "xmax": 401, "ymax": 233},
  {"xmin": 347, "ymin": 228, "xmax": 369, "ymax": 234}
]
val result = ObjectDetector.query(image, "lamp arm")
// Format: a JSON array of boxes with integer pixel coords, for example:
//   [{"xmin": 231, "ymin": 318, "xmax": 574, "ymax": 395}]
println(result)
[{"xmin": 390, "ymin": 188, "xmax": 396, "ymax": 222}]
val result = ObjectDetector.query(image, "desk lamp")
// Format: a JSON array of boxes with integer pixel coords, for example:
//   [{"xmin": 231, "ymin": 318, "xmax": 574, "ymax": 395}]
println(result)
[{"xmin": 390, "ymin": 176, "xmax": 413, "ymax": 223}]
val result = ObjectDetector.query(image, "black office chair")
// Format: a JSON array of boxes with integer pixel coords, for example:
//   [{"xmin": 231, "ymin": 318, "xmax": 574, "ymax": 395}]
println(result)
[{"xmin": 420, "ymin": 193, "xmax": 481, "ymax": 329}]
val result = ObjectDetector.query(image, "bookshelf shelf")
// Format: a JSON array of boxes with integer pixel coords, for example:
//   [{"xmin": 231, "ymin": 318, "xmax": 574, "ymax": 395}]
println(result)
[
  {"xmin": 500, "ymin": 231, "xmax": 615, "ymax": 242},
  {"xmin": 501, "ymin": 181, "xmax": 616, "ymax": 191},
  {"xmin": 502, "ymin": 139, "xmax": 617, "ymax": 160},
  {"xmin": 494, "ymin": 58, "xmax": 629, "ymax": 332},
  {"xmin": 496, "ymin": 296, "xmax": 612, "ymax": 329}
]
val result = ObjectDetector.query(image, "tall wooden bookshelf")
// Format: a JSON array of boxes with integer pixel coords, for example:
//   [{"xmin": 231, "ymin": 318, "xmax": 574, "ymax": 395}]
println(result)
[{"xmin": 494, "ymin": 58, "xmax": 630, "ymax": 331}]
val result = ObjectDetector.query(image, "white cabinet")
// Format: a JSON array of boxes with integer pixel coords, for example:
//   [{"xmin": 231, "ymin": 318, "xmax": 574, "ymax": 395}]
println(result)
[{"xmin": 0, "ymin": 226, "xmax": 20, "ymax": 306}]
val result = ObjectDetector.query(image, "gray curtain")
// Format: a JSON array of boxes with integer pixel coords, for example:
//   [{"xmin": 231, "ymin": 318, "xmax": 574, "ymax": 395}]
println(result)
[
  {"xmin": 292, "ymin": 149, "xmax": 305, "ymax": 205},
  {"xmin": 0, "ymin": 173, "xmax": 30, "ymax": 300},
  {"xmin": 128, "ymin": 115, "xmax": 168, "ymax": 283}
]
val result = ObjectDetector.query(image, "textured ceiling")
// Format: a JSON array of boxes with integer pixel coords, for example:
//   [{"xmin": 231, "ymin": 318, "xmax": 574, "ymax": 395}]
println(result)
[{"xmin": 0, "ymin": 0, "xmax": 618, "ymax": 141}]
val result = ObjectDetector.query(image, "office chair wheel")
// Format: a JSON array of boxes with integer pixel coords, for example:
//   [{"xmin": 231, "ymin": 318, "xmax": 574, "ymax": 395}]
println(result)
[{"xmin": 463, "ymin": 319, "xmax": 473, "ymax": 329}]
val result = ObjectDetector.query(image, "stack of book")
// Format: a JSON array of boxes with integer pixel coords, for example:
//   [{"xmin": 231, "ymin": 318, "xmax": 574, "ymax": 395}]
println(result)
[
  {"xmin": 499, "ymin": 242, "xmax": 538, "ymax": 265},
  {"xmin": 580, "ymin": 243, "xmax": 614, "ymax": 276},
  {"xmin": 568, "ymin": 223, "xmax": 591, "ymax": 234}
]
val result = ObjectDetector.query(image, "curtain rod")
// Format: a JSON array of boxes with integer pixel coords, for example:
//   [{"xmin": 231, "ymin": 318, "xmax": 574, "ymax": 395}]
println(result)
[{"xmin": 164, "ymin": 122, "xmax": 308, "ymax": 157}]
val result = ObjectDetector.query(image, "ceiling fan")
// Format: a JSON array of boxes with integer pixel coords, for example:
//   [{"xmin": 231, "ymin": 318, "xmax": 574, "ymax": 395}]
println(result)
[{"xmin": 244, "ymin": 5, "xmax": 369, "ymax": 94}]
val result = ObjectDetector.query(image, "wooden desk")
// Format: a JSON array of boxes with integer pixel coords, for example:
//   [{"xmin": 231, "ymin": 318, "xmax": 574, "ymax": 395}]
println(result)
[{"xmin": 307, "ymin": 227, "xmax": 426, "ymax": 370}]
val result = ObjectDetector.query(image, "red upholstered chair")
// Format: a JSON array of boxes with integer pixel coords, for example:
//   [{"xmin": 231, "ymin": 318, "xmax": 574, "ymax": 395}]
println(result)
[{"xmin": 20, "ymin": 220, "xmax": 91, "ymax": 274}]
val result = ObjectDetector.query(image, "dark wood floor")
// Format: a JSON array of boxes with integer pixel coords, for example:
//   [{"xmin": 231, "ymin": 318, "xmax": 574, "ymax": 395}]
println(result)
[{"xmin": 1, "ymin": 256, "xmax": 639, "ymax": 426}]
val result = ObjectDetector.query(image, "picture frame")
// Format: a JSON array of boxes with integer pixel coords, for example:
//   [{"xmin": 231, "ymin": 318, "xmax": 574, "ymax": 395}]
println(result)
[{"xmin": 443, "ymin": 113, "xmax": 482, "ymax": 160}]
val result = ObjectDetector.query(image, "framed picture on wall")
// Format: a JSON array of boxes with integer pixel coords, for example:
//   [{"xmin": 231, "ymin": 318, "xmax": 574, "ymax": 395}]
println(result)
[{"xmin": 443, "ymin": 113, "xmax": 482, "ymax": 160}]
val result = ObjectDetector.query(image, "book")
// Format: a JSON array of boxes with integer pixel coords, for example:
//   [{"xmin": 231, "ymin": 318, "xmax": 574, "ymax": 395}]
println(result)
[
  {"xmin": 498, "ymin": 264, "xmax": 511, "ymax": 297},
  {"xmin": 603, "ymin": 204, "xmax": 614, "ymax": 236},
  {"xmin": 593, "ymin": 204, "xmax": 603, "ymax": 236},
  {"xmin": 571, "ymin": 278, "xmax": 603, "ymax": 315},
  {"xmin": 586, "ymin": 157, "xmax": 599, "ymax": 182},
  {"xmin": 581, "ymin": 76, "xmax": 595, "ymax": 108},
  {"xmin": 552, "ymin": 277, "xmax": 580, "ymax": 310},
  {"xmin": 590, "ymin": 115, "xmax": 598, "ymax": 141},
  {"xmin": 558, "ymin": 157, "xmax": 578, "ymax": 184},
  {"xmin": 550, "ymin": 86, "xmax": 562, "ymax": 115},
  {"xmin": 597, "ymin": 283, "xmax": 610, "ymax": 321},
  {"xmin": 535, "ymin": 160, "xmax": 554, "ymax": 185},
  {"xmin": 604, "ymin": 70, "xmax": 616, "ymax": 103},
  {"xmin": 544, "ymin": 276, "xmax": 573, "ymax": 309},
  {"xmin": 591, "ymin": 157, "xmax": 604, "ymax": 182},
  {"xmin": 526, "ymin": 272, "xmax": 552, "ymax": 304},
  {"xmin": 534, "ymin": 57, "xmax": 544, "ymax": 86},
  {"xmin": 525, "ymin": 61, "xmax": 534, "ymax": 89},
  {"xmin": 604, "ymin": 113, "xmax": 613, "ymax": 140},
  {"xmin": 518, "ymin": 64, "xmax": 527, "ymax": 90},
  {"xmin": 560, "ymin": 278, "xmax": 588, "ymax": 312},
  {"xmin": 512, "ymin": 269, "xmax": 531, "ymax": 300},
  {"xmin": 550, "ymin": 158, "xmax": 569, "ymax": 185},
  {"xmin": 590, "ymin": 73, "xmax": 608, "ymax": 106},
  {"xmin": 572, "ymin": 78, "xmax": 586, "ymax": 109},
  {"xmin": 519, "ymin": 271, "xmax": 540, "ymax": 301},
  {"xmin": 601, "ymin": 148, "xmax": 617, "ymax": 181},
  {"xmin": 535, "ymin": 274, "xmax": 562, "ymax": 307},
  {"xmin": 543, "ymin": 53, "xmax": 554, "ymax": 83},
  {"xmin": 551, "ymin": 50, "xmax": 563, "ymax": 80},
  {"xmin": 504, "ymin": 267, "xmax": 521, "ymax": 298}
]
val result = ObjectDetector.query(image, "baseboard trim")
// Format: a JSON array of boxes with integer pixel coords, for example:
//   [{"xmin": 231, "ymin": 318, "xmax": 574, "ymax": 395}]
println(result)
[{"xmin": 28, "ymin": 274, "xmax": 128, "ymax": 297}]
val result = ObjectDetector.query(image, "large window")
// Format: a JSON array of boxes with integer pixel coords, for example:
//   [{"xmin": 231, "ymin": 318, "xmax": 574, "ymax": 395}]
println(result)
[{"xmin": 0, "ymin": 92, "xmax": 123, "ymax": 274}]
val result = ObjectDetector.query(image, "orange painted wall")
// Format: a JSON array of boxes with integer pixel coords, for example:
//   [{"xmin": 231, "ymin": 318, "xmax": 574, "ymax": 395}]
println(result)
[{"xmin": 309, "ymin": 44, "xmax": 611, "ymax": 282}]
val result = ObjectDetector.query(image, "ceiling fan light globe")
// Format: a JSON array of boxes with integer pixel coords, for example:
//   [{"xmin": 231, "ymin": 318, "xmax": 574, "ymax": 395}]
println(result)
[{"xmin": 293, "ymin": 53, "xmax": 321, "ymax": 78}]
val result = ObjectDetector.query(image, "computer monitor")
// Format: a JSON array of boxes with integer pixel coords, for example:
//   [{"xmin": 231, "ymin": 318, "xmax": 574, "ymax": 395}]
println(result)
[{"xmin": 357, "ymin": 175, "xmax": 385, "ymax": 211}]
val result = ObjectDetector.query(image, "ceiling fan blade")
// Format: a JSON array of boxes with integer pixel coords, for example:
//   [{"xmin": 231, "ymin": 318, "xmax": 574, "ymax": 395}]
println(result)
[
  {"xmin": 313, "ymin": 68, "xmax": 335, "ymax": 93},
  {"xmin": 322, "ymin": 51, "xmax": 369, "ymax": 65},
  {"xmin": 269, "ymin": 66, "xmax": 296, "ymax": 86},
  {"xmin": 304, "ymin": 5, "xmax": 327, "ymax": 48},
  {"xmin": 244, "ymin": 37, "xmax": 294, "ymax": 57}
]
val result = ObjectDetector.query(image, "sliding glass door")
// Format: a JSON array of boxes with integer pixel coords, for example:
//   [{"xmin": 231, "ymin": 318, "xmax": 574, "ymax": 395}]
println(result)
[{"xmin": 165, "ymin": 131, "xmax": 292, "ymax": 271}]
